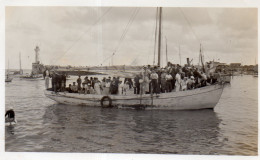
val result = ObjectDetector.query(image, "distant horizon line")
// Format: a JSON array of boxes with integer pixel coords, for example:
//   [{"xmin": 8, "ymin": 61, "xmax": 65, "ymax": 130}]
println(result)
[{"xmin": 6, "ymin": 63, "xmax": 258, "ymax": 70}]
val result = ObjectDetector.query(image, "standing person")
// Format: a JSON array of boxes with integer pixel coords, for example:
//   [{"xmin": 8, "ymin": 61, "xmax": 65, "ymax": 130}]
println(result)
[
  {"xmin": 170, "ymin": 65, "xmax": 177, "ymax": 90},
  {"xmin": 134, "ymin": 74, "xmax": 140, "ymax": 94},
  {"xmin": 45, "ymin": 70, "xmax": 50, "ymax": 89},
  {"xmin": 115, "ymin": 77, "xmax": 120, "ymax": 94},
  {"xmin": 150, "ymin": 70, "xmax": 159, "ymax": 94},
  {"xmin": 175, "ymin": 70, "xmax": 181, "ymax": 92},
  {"xmin": 94, "ymin": 78, "xmax": 102, "ymax": 95},
  {"xmin": 55, "ymin": 73, "xmax": 62, "ymax": 92},
  {"xmin": 110, "ymin": 77, "xmax": 117, "ymax": 94},
  {"xmin": 118, "ymin": 81, "xmax": 124, "ymax": 95},
  {"xmin": 83, "ymin": 76, "xmax": 90, "ymax": 85},
  {"xmin": 63, "ymin": 73, "xmax": 67, "ymax": 89},
  {"xmin": 90, "ymin": 77, "xmax": 95, "ymax": 88},
  {"xmin": 165, "ymin": 72, "xmax": 173, "ymax": 92},
  {"xmin": 52, "ymin": 72, "xmax": 57, "ymax": 92},
  {"xmin": 60, "ymin": 73, "xmax": 66, "ymax": 92},
  {"xmin": 143, "ymin": 72, "xmax": 150, "ymax": 94},
  {"xmin": 160, "ymin": 69, "xmax": 167, "ymax": 93},
  {"xmin": 142, "ymin": 66, "xmax": 151, "ymax": 94},
  {"xmin": 77, "ymin": 75, "xmax": 82, "ymax": 91},
  {"xmin": 156, "ymin": 67, "xmax": 162, "ymax": 93},
  {"xmin": 43, "ymin": 69, "xmax": 46, "ymax": 79}
]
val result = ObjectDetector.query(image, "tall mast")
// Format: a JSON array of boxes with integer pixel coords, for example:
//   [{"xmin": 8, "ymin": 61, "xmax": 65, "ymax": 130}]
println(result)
[
  {"xmin": 165, "ymin": 37, "xmax": 168, "ymax": 64},
  {"xmin": 157, "ymin": 7, "xmax": 162, "ymax": 67},
  {"xmin": 179, "ymin": 45, "xmax": 181, "ymax": 65},
  {"xmin": 153, "ymin": 7, "xmax": 159, "ymax": 65},
  {"xmin": 19, "ymin": 52, "xmax": 22, "ymax": 74},
  {"xmin": 200, "ymin": 44, "xmax": 205, "ymax": 72},
  {"xmin": 7, "ymin": 59, "xmax": 9, "ymax": 75}
]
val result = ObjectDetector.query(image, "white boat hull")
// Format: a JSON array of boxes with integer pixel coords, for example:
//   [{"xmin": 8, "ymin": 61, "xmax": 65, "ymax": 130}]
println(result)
[{"xmin": 44, "ymin": 83, "xmax": 225, "ymax": 110}]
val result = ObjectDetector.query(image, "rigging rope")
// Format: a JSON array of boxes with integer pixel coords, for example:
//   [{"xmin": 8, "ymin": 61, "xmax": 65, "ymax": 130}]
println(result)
[
  {"xmin": 178, "ymin": 8, "xmax": 201, "ymax": 44},
  {"xmin": 131, "ymin": 8, "xmax": 158, "ymax": 66},
  {"xmin": 101, "ymin": 8, "xmax": 140, "ymax": 66},
  {"xmin": 52, "ymin": 7, "xmax": 112, "ymax": 64},
  {"xmin": 113, "ymin": 8, "xmax": 140, "ymax": 54}
]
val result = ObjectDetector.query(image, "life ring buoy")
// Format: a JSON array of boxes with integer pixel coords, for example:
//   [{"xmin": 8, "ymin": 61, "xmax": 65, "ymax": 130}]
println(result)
[{"xmin": 101, "ymin": 96, "xmax": 113, "ymax": 108}]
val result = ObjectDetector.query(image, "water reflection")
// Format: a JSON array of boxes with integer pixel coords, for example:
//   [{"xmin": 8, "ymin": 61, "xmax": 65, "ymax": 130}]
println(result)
[
  {"xmin": 41, "ymin": 104, "xmax": 222, "ymax": 154},
  {"xmin": 5, "ymin": 124, "xmax": 15, "ymax": 135}
]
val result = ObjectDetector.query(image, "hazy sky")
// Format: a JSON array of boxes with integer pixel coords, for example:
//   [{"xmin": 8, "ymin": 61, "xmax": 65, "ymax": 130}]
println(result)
[{"xmin": 5, "ymin": 7, "xmax": 257, "ymax": 69}]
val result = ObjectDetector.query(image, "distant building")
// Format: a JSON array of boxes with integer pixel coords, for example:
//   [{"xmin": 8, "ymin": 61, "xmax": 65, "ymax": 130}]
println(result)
[
  {"xmin": 254, "ymin": 64, "xmax": 258, "ymax": 72},
  {"xmin": 230, "ymin": 63, "xmax": 241, "ymax": 67},
  {"xmin": 229, "ymin": 63, "xmax": 242, "ymax": 72},
  {"xmin": 242, "ymin": 65, "xmax": 255, "ymax": 72}
]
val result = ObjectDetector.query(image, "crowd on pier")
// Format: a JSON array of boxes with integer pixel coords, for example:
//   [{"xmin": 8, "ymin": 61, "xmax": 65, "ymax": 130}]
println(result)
[{"xmin": 45, "ymin": 62, "xmax": 222, "ymax": 95}]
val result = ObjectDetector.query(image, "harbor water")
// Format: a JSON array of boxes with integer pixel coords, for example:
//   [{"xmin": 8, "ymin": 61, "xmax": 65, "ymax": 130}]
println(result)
[{"xmin": 5, "ymin": 75, "xmax": 258, "ymax": 155}]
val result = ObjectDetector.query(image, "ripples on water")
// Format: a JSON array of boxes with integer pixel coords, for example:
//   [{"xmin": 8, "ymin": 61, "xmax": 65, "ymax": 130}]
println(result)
[{"xmin": 5, "ymin": 75, "xmax": 258, "ymax": 155}]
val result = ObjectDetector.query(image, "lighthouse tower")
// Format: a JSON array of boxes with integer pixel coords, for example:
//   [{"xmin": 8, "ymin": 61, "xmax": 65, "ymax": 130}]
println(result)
[
  {"xmin": 34, "ymin": 45, "xmax": 40, "ymax": 63},
  {"xmin": 32, "ymin": 45, "xmax": 42, "ymax": 75}
]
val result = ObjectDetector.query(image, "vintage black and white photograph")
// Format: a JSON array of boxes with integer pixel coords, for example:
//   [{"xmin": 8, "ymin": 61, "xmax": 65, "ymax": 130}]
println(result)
[{"xmin": 3, "ymin": 3, "xmax": 258, "ymax": 159}]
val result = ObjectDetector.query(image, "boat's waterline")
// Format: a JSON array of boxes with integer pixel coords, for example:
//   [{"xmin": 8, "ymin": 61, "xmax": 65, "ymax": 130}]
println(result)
[{"xmin": 44, "ymin": 83, "xmax": 225, "ymax": 110}]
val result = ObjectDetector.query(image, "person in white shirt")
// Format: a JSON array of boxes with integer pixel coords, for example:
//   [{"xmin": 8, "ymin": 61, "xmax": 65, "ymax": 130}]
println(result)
[
  {"xmin": 175, "ymin": 70, "xmax": 181, "ymax": 92},
  {"xmin": 181, "ymin": 77, "xmax": 188, "ymax": 91},
  {"xmin": 165, "ymin": 73, "xmax": 173, "ymax": 92},
  {"xmin": 94, "ymin": 78, "xmax": 102, "ymax": 95},
  {"xmin": 150, "ymin": 70, "xmax": 159, "ymax": 94},
  {"xmin": 187, "ymin": 76, "xmax": 195, "ymax": 90},
  {"xmin": 118, "ymin": 81, "xmax": 124, "ymax": 95},
  {"xmin": 45, "ymin": 70, "xmax": 50, "ymax": 89}
]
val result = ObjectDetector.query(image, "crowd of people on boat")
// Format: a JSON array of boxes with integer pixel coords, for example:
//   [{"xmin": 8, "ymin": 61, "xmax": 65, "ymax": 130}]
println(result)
[{"xmin": 45, "ymin": 62, "xmax": 222, "ymax": 95}]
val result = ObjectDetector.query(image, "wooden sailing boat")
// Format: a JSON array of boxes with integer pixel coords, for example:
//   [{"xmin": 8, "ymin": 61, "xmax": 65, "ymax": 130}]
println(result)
[
  {"xmin": 5, "ymin": 60, "xmax": 13, "ymax": 82},
  {"xmin": 44, "ymin": 7, "xmax": 225, "ymax": 110}
]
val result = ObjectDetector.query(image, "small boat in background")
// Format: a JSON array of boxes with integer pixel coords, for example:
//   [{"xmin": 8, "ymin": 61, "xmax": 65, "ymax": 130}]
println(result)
[
  {"xmin": 5, "ymin": 60, "xmax": 13, "ymax": 83},
  {"xmin": 20, "ymin": 73, "xmax": 42, "ymax": 80},
  {"xmin": 5, "ymin": 76, "xmax": 13, "ymax": 82}
]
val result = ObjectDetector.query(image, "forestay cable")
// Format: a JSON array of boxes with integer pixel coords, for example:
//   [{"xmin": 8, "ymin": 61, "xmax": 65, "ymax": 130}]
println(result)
[
  {"xmin": 101, "ymin": 8, "xmax": 140, "ymax": 66},
  {"xmin": 52, "ymin": 7, "xmax": 112, "ymax": 64}
]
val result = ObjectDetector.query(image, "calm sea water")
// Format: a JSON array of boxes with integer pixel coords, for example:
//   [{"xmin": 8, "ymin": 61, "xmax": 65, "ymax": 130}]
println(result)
[{"xmin": 5, "ymin": 75, "xmax": 258, "ymax": 155}]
